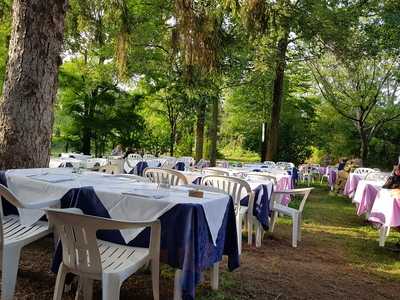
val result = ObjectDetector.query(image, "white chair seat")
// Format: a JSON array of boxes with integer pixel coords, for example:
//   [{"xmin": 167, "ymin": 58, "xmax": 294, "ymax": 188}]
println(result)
[
  {"xmin": 3, "ymin": 215, "xmax": 49, "ymax": 245},
  {"xmin": 47, "ymin": 209, "xmax": 160, "ymax": 300},
  {"xmin": 98, "ymin": 240, "xmax": 149, "ymax": 276},
  {"xmin": 0, "ymin": 182, "xmax": 54, "ymax": 300}
]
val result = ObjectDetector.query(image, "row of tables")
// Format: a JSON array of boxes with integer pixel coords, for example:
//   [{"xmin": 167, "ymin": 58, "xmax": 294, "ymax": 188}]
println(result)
[
  {"xmin": 0, "ymin": 165, "xmax": 293, "ymax": 299},
  {"xmin": 344, "ymin": 172, "xmax": 399, "ymax": 246}
]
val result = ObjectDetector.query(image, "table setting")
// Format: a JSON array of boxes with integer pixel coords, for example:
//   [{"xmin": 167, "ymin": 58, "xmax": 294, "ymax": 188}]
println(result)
[{"xmin": 0, "ymin": 168, "xmax": 239, "ymax": 300}]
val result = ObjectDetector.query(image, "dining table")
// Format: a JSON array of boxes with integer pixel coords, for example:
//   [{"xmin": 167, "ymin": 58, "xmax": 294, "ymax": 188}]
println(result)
[
  {"xmin": 0, "ymin": 168, "xmax": 239, "ymax": 300},
  {"xmin": 344, "ymin": 172, "xmax": 367, "ymax": 198}
]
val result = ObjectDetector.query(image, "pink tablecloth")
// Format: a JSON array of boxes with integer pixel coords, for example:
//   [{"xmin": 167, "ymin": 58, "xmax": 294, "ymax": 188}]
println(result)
[
  {"xmin": 319, "ymin": 167, "xmax": 327, "ymax": 176},
  {"xmin": 327, "ymin": 168, "xmax": 337, "ymax": 188},
  {"xmin": 276, "ymin": 175, "xmax": 293, "ymax": 205},
  {"xmin": 368, "ymin": 189, "xmax": 400, "ymax": 227},
  {"xmin": 353, "ymin": 180, "xmax": 381, "ymax": 216},
  {"xmin": 343, "ymin": 173, "xmax": 365, "ymax": 198}
]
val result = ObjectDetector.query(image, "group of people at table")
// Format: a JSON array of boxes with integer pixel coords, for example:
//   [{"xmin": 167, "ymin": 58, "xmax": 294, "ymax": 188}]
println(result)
[{"xmin": 0, "ymin": 153, "xmax": 311, "ymax": 300}]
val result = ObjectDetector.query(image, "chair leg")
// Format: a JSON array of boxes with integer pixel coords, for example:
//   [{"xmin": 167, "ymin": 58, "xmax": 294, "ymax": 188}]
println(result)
[
  {"xmin": 83, "ymin": 278, "xmax": 93, "ymax": 300},
  {"xmin": 173, "ymin": 269, "xmax": 182, "ymax": 300},
  {"xmin": 247, "ymin": 214, "xmax": 253, "ymax": 246},
  {"xmin": 297, "ymin": 214, "xmax": 302, "ymax": 242},
  {"xmin": 151, "ymin": 258, "xmax": 160, "ymax": 300},
  {"xmin": 237, "ymin": 215, "xmax": 243, "ymax": 255},
  {"xmin": 269, "ymin": 211, "xmax": 278, "ymax": 233},
  {"xmin": 255, "ymin": 222, "xmax": 263, "ymax": 247},
  {"xmin": 210, "ymin": 262, "xmax": 219, "ymax": 290},
  {"xmin": 292, "ymin": 214, "xmax": 298, "ymax": 248},
  {"xmin": 53, "ymin": 263, "xmax": 68, "ymax": 300},
  {"xmin": 102, "ymin": 275, "xmax": 121, "ymax": 300},
  {"xmin": 1, "ymin": 246, "xmax": 21, "ymax": 300}
]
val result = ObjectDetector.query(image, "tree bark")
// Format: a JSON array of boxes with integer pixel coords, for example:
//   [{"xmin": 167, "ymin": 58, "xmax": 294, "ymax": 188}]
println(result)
[
  {"xmin": 357, "ymin": 122, "xmax": 369, "ymax": 167},
  {"xmin": 209, "ymin": 96, "xmax": 218, "ymax": 167},
  {"xmin": 195, "ymin": 102, "xmax": 206, "ymax": 162},
  {"xmin": 0, "ymin": 0, "xmax": 68, "ymax": 169},
  {"xmin": 169, "ymin": 123, "xmax": 176, "ymax": 157},
  {"xmin": 266, "ymin": 32, "xmax": 289, "ymax": 161},
  {"xmin": 260, "ymin": 122, "xmax": 268, "ymax": 162}
]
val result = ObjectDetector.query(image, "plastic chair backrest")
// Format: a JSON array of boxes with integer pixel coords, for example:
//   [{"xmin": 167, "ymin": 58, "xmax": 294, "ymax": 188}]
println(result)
[
  {"xmin": 271, "ymin": 188, "xmax": 313, "ymax": 213},
  {"xmin": 127, "ymin": 153, "xmax": 142, "ymax": 160},
  {"xmin": 247, "ymin": 173, "xmax": 277, "ymax": 185},
  {"xmin": 143, "ymin": 168, "xmax": 188, "ymax": 186},
  {"xmin": 354, "ymin": 168, "xmax": 375, "ymax": 174},
  {"xmin": 364, "ymin": 172, "xmax": 390, "ymax": 182},
  {"xmin": 201, "ymin": 175, "xmax": 254, "ymax": 215},
  {"xmin": 46, "ymin": 208, "xmax": 160, "ymax": 276},
  {"xmin": 202, "ymin": 168, "xmax": 229, "ymax": 176}
]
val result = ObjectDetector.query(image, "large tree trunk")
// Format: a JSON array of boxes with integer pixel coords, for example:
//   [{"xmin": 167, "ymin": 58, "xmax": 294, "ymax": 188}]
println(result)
[
  {"xmin": 209, "ymin": 96, "xmax": 218, "ymax": 167},
  {"xmin": 195, "ymin": 102, "xmax": 206, "ymax": 162},
  {"xmin": 0, "ymin": 0, "xmax": 67, "ymax": 169},
  {"xmin": 266, "ymin": 32, "xmax": 289, "ymax": 161},
  {"xmin": 81, "ymin": 127, "xmax": 91, "ymax": 155}
]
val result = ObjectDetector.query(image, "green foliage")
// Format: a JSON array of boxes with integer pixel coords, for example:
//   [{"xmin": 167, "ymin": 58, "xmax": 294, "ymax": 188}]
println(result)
[
  {"xmin": 54, "ymin": 59, "xmax": 145, "ymax": 155},
  {"xmin": 0, "ymin": 0, "xmax": 398, "ymax": 166}
]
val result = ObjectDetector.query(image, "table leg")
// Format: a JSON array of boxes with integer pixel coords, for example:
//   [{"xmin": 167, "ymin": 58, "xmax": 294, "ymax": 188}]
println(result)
[
  {"xmin": 379, "ymin": 226, "xmax": 390, "ymax": 247},
  {"xmin": 210, "ymin": 262, "xmax": 219, "ymax": 290},
  {"xmin": 174, "ymin": 269, "xmax": 182, "ymax": 300}
]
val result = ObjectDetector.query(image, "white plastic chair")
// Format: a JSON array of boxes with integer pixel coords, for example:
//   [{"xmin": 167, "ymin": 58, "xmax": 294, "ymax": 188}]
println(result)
[
  {"xmin": 354, "ymin": 168, "xmax": 375, "ymax": 175},
  {"xmin": 269, "ymin": 188, "xmax": 313, "ymax": 247},
  {"xmin": 0, "ymin": 184, "xmax": 54, "ymax": 300},
  {"xmin": 143, "ymin": 154, "xmax": 156, "ymax": 160},
  {"xmin": 202, "ymin": 168, "xmax": 229, "ymax": 176},
  {"xmin": 201, "ymin": 175, "xmax": 255, "ymax": 254},
  {"xmin": 127, "ymin": 153, "xmax": 142, "ymax": 160},
  {"xmin": 144, "ymin": 168, "xmax": 188, "ymax": 186},
  {"xmin": 216, "ymin": 160, "xmax": 229, "ymax": 168},
  {"xmin": 46, "ymin": 208, "xmax": 161, "ymax": 300},
  {"xmin": 364, "ymin": 172, "xmax": 390, "ymax": 182},
  {"xmin": 262, "ymin": 161, "xmax": 276, "ymax": 168},
  {"xmin": 160, "ymin": 157, "xmax": 177, "ymax": 169},
  {"xmin": 247, "ymin": 173, "xmax": 277, "ymax": 185}
]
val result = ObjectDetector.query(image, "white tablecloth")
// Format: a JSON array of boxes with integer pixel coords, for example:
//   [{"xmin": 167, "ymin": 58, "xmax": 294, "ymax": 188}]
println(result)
[{"xmin": 5, "ymin": 169, "xmax": 229, "ymax": 245}]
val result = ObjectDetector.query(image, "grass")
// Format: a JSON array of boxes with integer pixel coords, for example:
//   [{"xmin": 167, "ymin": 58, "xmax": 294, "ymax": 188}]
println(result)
[
  {"xmin": 197, "ymin": 182, "xmax": 400, "ymax": 299},
  {"xmin": 301, "ymin": 184, "xmax": 400, "ymax": 279}
]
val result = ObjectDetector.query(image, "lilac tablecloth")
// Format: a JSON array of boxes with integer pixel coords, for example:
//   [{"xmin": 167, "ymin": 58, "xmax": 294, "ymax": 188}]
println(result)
[
  {"xmin": 327, "ymin": 168, "xmax": 337, "ymax": 188},
  {"xmin": 352, "ymin": 180, "xmax": 381, "ymax": 216},
  {"xmin": 276, "ymin": 175, "xmax": 293, "ymax": 206},
  {"xmin": 343, "ymin": 173, "xmax": 365, "ymax": 198},
  {"xmin": 369, "ymin": 189, "xmax": 400, "ymax": 227}
]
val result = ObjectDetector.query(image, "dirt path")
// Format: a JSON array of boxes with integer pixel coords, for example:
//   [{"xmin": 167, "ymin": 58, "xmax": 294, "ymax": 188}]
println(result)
[{"xmin": 8, "ymin": 187, "xmax": 400, "ymax": 299}]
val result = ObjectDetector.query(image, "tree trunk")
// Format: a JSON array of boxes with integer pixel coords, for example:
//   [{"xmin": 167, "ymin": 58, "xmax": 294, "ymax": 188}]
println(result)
[
  {"xmin": 81, "ymin": 127, "xmax": 91, "ymax": 155},
  {"xmin": 195, "ymin": 102, "xmax": 206, "ymax": 162},
  {"xmin": 266, "ymin": 32, "xmax": 289, "ymax": 161},
  {"xmin": 169, "ymin": 123, "xmax": 176, "ymax": 156},
  {"xmin": 260, "ymin": 122, "xmax": 268, "ymax": 162},
  {"xmin": 209, "ymin": 96, "xmax": 219, "ymax": 167},
  {"xmin": 358, "ymin": 125, "xmax": 369, "ymax": 167},
  {"xmin": 0, "ymin": 0, "xmax": 67, "ymax": 169}
]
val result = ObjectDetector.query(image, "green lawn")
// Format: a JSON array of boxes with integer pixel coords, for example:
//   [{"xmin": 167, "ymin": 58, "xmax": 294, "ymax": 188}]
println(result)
[{"xmin": 196, "ymin": 183, "xmax": 400, "ymax": 299}]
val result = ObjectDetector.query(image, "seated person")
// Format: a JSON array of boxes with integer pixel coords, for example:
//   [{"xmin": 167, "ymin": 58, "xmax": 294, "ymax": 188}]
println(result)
[
  {"xmin": 383, "ymin": 164, "xmax": 400, "ymax": 189},
  {"xmin": 111, "ymin": 144, "xmax": 124, "ymax": 156}
]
